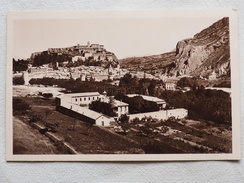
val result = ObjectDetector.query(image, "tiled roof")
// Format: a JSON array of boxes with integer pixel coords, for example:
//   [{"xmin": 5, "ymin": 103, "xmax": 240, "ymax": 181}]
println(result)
[{"xmin": 64, "ymin": 92, "xmax": 101, "ymax": 98}]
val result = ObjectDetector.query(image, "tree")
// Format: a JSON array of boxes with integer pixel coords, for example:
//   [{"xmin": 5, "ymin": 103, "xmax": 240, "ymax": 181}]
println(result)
[
  {"xmin": 148, "ymin": 82, "xmax": 156, "ymax": 96},
  {"xmin": 119, "ymin": 73, "xmax": 132, "ymax": 86},
  {"xmin": 13, "ymin": 98, "xmax": 31, "ymax": 111},
  {"xmin": 139, "ymin": 122, "xmax": 153, "ymax": 137},
  {"xmin": 89, "ymin": 101, "xmax": 116, "ymax": 117},
  {"xmin": 44, "ymin": 108, "xmax": 53, "ymax": 120},
  {"xmin": 13, "ymin": 77, "xmax": 24, "ymax": 85},
  {"xmin": 13, "ymin": 59, "xmax": 28, "ymax": 72},
  {"xmin": 119, "ymin": 114, "xmax": 130, "ymax": 133},
  {"xmin": 42, "ymin": 93, "xmax": 53, "ymax": 99},
  {"xmin": 177, "ymin": 77, "xmax": 195, "ymax": 88}
]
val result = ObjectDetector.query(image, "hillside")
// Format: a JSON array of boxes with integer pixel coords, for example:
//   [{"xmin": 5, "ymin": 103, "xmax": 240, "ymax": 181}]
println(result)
[
  {"xmin": 119, "ymin": 51, "xmax": 176, "ymax": 73},
  {"xmin": 119, "ymin": 17, "xmax": 230, "ymax": 79}
]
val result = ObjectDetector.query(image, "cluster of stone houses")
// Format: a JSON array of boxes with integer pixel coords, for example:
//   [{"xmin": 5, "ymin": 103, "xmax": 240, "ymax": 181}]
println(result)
[
  {"xmin": 56, "ymin": 92, "xmax": 188, "ymax": 127},
  {"xmin": 13, "ymin": 63, "xmax": 129, "ymax": 85},
  {"xmin": 47, "ymin": 42, "xmax": 117, "ymax": 63}
]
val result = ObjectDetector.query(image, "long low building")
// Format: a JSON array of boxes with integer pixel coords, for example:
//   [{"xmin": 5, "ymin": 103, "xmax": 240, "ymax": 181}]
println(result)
[
  {"xmin": 56, "ymin": 95, "xmax": 112, "ymax": 126},
  {"xmin": 56, "ymin": 92, "xmax": 130, "ymax": 126},
  {"xmin": 129, "ymin": 108, "xmax": 188, "ymax": 121}
]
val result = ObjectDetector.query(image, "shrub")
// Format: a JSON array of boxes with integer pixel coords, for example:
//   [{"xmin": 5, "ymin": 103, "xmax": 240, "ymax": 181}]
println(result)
[
  {"xmin": 13, "ymin": 77, "xmax": 24, "ymax": 85},
  {"xmin": 42, "ymin": 93, "xmax": 53, "ymax": 99},
  {"xmin": 29, "ymin": 112, "xmax": 42, "ymax": 123},
  {"xmin": 13, "ymin": 98, "xmax": 30, "ymax": 111}
]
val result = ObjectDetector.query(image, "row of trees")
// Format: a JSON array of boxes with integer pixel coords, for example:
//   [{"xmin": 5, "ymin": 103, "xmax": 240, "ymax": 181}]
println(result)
[{"xmin": 160, "ymin": 88, "xmax": 231, "ymax": 124}]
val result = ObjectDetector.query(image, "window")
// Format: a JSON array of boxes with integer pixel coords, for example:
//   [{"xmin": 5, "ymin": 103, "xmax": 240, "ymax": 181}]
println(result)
[
  {"xmin": 75, "ymin": 98, "xmax": 77, "ymax": 102},
  {"xmin": 102, "ymin": 121, "xmax": 104, "ymax": 126},
  {"xmin": 80, "ymin": 98, "xmax": 82, "ymax": 101},
  {"xmin": 84, "ymin": 98, "xmax": 86, "ymax": 101}
]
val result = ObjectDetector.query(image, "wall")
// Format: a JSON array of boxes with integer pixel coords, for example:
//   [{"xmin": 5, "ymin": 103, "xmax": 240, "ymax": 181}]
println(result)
[
  {"xmin": 56, "ymin": 105, "xmax": 96, "ymax": 124},
  {"xmin": 129, "ymin": 108, "xmax": 188, "ymax": 121}
]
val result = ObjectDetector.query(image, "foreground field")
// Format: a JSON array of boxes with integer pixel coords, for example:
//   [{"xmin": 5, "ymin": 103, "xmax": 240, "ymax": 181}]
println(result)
[
  {"xmin": 13, "ymin": 96, "xmax": 143, "ymax": 154},
  {"xmin": 13, "ymin": 95, "xmax": 232, "ymax": 154}
]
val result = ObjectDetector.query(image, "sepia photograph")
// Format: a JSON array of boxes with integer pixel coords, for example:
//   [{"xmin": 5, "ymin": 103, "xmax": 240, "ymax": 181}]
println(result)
[{"xmin": 6, "ymin": 10, "xmax": 240, "ymax": 161}]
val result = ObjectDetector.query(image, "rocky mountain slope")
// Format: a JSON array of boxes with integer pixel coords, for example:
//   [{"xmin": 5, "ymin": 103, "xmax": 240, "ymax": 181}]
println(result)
[
  {"xmin": 120, "ymin": 17, "xmax": 230, "ymax": 79},
  {"xmin": 171, "ymin": 17, "xmax": 230, "ymax": 78}
]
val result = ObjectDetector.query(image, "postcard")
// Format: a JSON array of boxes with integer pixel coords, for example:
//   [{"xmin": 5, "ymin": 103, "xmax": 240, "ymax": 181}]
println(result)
[{"xmin": 6, "ymin": 10, "xmax": 240, "ymax": 161}]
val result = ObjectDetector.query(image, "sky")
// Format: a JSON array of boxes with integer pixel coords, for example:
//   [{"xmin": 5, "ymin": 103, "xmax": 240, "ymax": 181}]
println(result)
[{"xmin": 13, "ymin": 16, "xmax": 223, "ymax": 59}]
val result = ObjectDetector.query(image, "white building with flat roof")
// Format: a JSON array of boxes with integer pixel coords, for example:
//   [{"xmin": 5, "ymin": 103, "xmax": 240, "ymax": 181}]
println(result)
[
  {"xmin": 60, "ymin": 92, "xmax": 101, "ymax": 107},
  {"xmin": 129, "ymin": 108, "xmax": 188, "ymax": 121}
]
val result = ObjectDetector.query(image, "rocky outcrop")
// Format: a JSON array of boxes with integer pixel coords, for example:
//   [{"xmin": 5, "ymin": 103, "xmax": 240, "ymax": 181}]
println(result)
[{"xmin": 171, "ymin": 17, "xmax": 230, "ymax": 78}]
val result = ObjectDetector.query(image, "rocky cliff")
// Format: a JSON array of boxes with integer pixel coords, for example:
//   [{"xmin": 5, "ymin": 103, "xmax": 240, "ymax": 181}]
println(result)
[{"xmin": 171, "ymin": 17, "xmax": 230, "ymax": 78}]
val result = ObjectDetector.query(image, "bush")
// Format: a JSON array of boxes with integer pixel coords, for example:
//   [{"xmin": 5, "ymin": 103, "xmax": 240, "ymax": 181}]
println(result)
[
  {"xmin": 42, "ymin": 93, "xmax": 53, "ymax": 99},
  {"xmin": 13, "ymin": 77, "xmax": 24, "ymax": 85},
  {"xmin": 13, "ymin": 98, "xmax": 30, "ymax": 111},
  {"xmin": 29, "ymin": 112, "xmax": 42, "ymax": 123}
]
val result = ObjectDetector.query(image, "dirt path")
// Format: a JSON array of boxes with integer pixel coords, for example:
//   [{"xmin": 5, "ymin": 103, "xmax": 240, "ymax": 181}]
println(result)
[{"xmin": 13, "ymin": 117, "xmax": 59, "ymax": 154}]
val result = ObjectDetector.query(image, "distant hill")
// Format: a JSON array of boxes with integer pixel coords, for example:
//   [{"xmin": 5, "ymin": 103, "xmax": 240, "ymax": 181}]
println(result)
[{"xmin": 119, "ymin": 17, "xmax": 230, "ymax": 79}]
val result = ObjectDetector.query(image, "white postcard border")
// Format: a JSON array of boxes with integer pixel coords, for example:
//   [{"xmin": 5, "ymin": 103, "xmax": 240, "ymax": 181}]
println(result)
[{"xmin": 6, "ymin": 9, "xmax": 241, "ymax": 161}]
